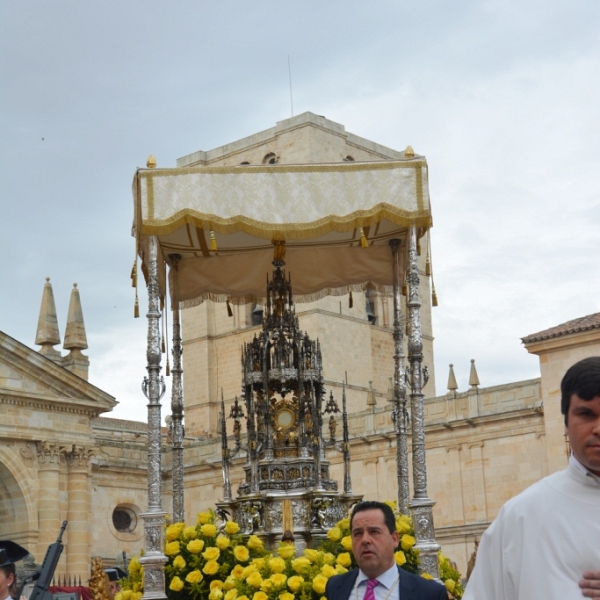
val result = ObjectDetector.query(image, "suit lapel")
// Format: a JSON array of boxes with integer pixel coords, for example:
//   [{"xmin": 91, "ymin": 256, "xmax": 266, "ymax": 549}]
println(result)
[{"xmin": 339, "ymin": 570, "xmax": 359, "ymax": 600}]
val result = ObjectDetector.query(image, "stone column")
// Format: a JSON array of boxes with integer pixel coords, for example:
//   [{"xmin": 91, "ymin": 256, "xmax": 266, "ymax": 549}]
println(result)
[
  {"xmin": 66, "ymin": 445, "xmax": 94, "ymax": 579},
  {"xmin": 36, "ymin": 442, "xmax": 66, "ymax": 564}
]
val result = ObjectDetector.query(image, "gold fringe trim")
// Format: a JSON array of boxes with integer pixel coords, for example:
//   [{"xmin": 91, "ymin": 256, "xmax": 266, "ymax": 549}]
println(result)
[
  {"xmin": 226, "ymin": 300, "xmax": 233, "ymax": 317},
  {"xmin": 178, "ymin": 283, "xmax": 394, "ymax": 310},
  {"xmin": 134, "ymin": 293, "xmax": 139, "ymax": 318},
  {"xmin": 432, "ymin": 283, "xmax": 438, "ymax": 307},
  {"xmin": 210, "ymin": 230, "xmax": 217, "ymax": 251},
  {"xmin": 138, "ymin": 203, "xmax": 432, "ymax": 240}
]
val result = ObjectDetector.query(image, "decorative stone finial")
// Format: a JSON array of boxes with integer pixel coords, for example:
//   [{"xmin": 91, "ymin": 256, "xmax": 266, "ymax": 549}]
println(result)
[
  {"xmin": 146, "ymin": 155, "xmax": 157, "ymax": 168},
  {"xmin": 447, "ymin": 364, "xmax": 458, "ymax": 392},
  {"xmin": 64, "ymin": 283, "xmax": 88, "ymax": 351},
  {"xmin": 35, "ymin": 277, "xmax": 61, "ymax": 358},
  {"xmin": 366, "ymin": 380, "xmax": 377, "ymax": 407},
  {"xmin": 63, "ymin": 283, "xmax": 90, "ymax": 380},
  {"xmin": 469, "ymin": 359, "xmax": 480, "ymax": 388},
  {"xmin": 404, "ymin": 145, "xmax": 415, "ymax": 158}
]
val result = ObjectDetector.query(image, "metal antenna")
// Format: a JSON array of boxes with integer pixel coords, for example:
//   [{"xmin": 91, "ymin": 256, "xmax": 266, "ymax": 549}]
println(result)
[{"xmin": 288, "ymin": 55, "xmax": 294, "ymax": 117}]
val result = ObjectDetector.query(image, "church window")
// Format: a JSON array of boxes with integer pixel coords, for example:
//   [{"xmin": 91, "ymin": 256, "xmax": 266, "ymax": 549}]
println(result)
[{"xmin": 112, "ymin": 506, "xmax": 137, "ymax": 532}]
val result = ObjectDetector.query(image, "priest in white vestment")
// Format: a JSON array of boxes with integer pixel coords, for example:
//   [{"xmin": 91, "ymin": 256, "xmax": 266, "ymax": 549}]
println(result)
[{"xmin": 464, "ymin": 357, "xmax": 600, "ymax": 600}]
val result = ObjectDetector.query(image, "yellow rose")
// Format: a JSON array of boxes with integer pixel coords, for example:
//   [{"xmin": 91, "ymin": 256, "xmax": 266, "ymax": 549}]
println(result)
[
  {"xmin": 114, "ymin": 593, "xmax": 123, "ymax": 600},
  {"xmin": 184, "ymin": 526, "xmax": 198, "ymax": 540},
  {"xmin": 269, "ymin": 557, "xmax": 286, "ymax": 573},
  {"xmin": 394, "ymin": 551, "xmax": 406, "ymax": 567},
  {"xmin": 277, "ymin": 544, "xmax": 295, "ymax": 559},
  {"xmin": 128, "ymin": 558, "xmax": 141, "ymax": 574},
  {"xmin": 225, "ymin": 590, "xmax": 238, "ymax": 600},
  {"xmin": 260, "ymin": 580, "xmax": 273, "ymax": 593},
  {"xmin": 224, "ymin": 577, "xmax": 237, "ymax": 591},
  {"xmin": 396, "ymin": 516, "xmax": 411, "ymax": 535},
  {"xmin": 209, "ymin": 588, "xmax": 224, "ymax": 600},
  {"xmin": 287, "ymin": 576, "xmax": 304, "ymax": 592},
  {"xmin": 132, "ymin": 593, "xmax": 142, "ymax": 600},
  {"xmin": 336, "ymin": 553, "xmax": 352, "ymax": 568},
  {"xmin": 323, "ymin": 553, "xmax": 335, "ymax": 565},
  {"xmin": 246, "ymin": 571, "xmax": 263, "ymax": 588},
  {"xmin": 231, "ymin": 565, "xmax": 245, "ymax": 578},
  {"xmin": 304, "ymin": 549, "xmax": 319, "ymax": 562},
  {"xmin": 203, "ymin": 560, "xmax": 220, "ymax": 576},
  {"xmin": 173, "ymin": 555, "xmax": 186, "ymax": 570},
  {"xmin": 247, "ymin": 535, "xmax": 263, "ymax": 550},
  {"xmin": 166, "ymin": 524, "xmax": 184, "ymax": 542},
  {"xmin": 291, "ymin": 557, "xmax": 311, "ymax": 574},
  {"xmin": 312, "ymin": 575, "xmax": 328, "ymax": 595},
  {"xmin": 203, "ymin": 547, "xmax": 221, "ymax": 561},
  {"xmin": 234, "ymin": 545, "xmax": 250, "ymax": 562},
  {"xmin": 341, "ymin": 536, "xmax": 352, "ymax": 551},
  {"xmin": 421, "ymin": 573, "xmax": 433, "ymax": 580},
  {"xmin": 186, "ymin": 570, "xmax": 203, "ymax": 584},
  {"xmin": 169, "ymin": 577, "xmax": 184, "ymax": 592},
  {"xmin": 335, "ymin": 565, "xmax": 348, "ymax": 575},
  {"xmin": 121, "ymin": 591, "xmax": 132, "ymax": 600},
  {"xmin": 197, "ymin": 511, "xmax": 212, "ymax": 524},
  {"xmin": 187, "ymin": 539, "xmax": 205, "ymax": 554},
  {"xmin": 241, "ymin": 565, "xmax": 256, "ymax": 579},
  {"xmin": 165, "ymin": 541, "xmax": 180, "ymax": 556},
  {"xmin": 201, "ymin": 524, "xmax": 218, "ymax": 538},
  {"xmin": 238, "ymin": 597, "xmax": 250, "ymax": 600},
  {"xmin": 444, "ymin": 579, "xmax": 456, "ymax": 593},
  {"xmin": 326, "ymin": 527, "xmax": 342, "ymax": 542},
  {"xmin": 270, "ymin": 574, "xmax": 287, "ymax": 587},
  {"xmin": 252, "ymin": 593, "xmax": 268, "ymax": 600},
  {"xmin": 252, "ymin": 558, "xmax": 265, "ymax": 570},
  {"xmin": 321, "ymin": 565, "xmax": 335, "ymax": 578},
  {"xmin": 225, "ymin": 521, "xmax": 240, "ymax": 535},
  {"xmin": 400, "ymin": 534, "xmax": 416, "ymax": 551},
  {"xmin": 337, "ymin": 518, "xmax": 350, "ymax": 531},
  {"xmin": 211, "ymin": 581, "xmax": 224, "ymax": 591},
  {"xmin": 216, "ymin": 535, "xmax": 230, "ymax": 550},
  {"xmin": 279, "ymin": 594, "xmax": 295, "ymax": 600}
]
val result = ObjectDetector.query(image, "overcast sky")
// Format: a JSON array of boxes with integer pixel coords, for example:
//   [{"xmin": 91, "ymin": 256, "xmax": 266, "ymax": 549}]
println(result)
[{"xmin": 1, "ymin": 1, "xmax": 599, "ymax": 421}]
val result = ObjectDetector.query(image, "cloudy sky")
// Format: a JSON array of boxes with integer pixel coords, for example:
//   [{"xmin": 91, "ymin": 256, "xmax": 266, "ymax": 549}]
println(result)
[{"xmin": 1, "ymin": 1, "xmax": 599, "ymax": 421}]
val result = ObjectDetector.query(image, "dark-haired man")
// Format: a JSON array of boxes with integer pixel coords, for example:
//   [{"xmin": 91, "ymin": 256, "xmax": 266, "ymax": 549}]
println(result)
[
  {"xmin": 464, "ymin": 356, "xmax": 600, "ymax": 600},
  {"xmin": 0, "ymin": 541, "xmax": 29, "ymax": 600},
  {"xmin": 325, "ymin": 501, "xmax": 447, "ymax": 600}
]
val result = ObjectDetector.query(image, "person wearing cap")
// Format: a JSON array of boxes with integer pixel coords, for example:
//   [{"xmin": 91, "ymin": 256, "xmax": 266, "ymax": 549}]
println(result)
[
  {"xmin": 104, "ymin": 568, "xmax": 127, "ymax": 599},
  {"xmin": 0, "ymin": 541, "xmax": 29, "ymax": 600}
]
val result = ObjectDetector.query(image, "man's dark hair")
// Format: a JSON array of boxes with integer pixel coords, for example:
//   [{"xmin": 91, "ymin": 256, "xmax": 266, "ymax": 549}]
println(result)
[
  {"xmin": 561, "ymin": 356, "xmax": 600, "ymax": 424},
  {"xmin": 350, "ymin": 501, "xmax": 396, "ymax": 534}
]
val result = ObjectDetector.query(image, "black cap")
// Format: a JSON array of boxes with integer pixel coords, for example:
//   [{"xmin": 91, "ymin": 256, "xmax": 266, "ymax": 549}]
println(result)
[
  {"xmin": 0, "ymin": 541, "xmax": 29, "ymax": 568},
  {"xmin": 104, "ymin": 568, "xmax": 127, "ymax": 582}
]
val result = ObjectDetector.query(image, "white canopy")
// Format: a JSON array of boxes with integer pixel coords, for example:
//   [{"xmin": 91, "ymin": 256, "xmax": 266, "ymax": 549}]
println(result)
[{"xmin": 132, "ymin": 159, "xmax": 432, "ymax": 307}]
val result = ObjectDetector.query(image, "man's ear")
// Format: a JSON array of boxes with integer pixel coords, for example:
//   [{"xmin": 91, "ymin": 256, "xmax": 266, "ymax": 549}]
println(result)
[{"xmin": 392, "ymin": 530, "xmax": 399, "ymax": 546}]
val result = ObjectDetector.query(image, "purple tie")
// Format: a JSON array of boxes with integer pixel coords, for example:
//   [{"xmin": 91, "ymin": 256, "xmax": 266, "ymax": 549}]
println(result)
[{"xmin": 363, "ymin": 579, "xmax": 378, "ymax": 600}]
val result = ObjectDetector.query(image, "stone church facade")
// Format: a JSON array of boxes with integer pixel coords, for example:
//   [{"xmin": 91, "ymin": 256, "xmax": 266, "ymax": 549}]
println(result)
[{"xmin": 1, "ymin": 114, "xmax": 599, "ymax": 577}]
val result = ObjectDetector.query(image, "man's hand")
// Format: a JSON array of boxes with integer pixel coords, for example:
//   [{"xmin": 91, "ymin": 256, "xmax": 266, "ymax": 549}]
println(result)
[{"xmin": 580, "ymin": 571, "xmax": 600, "ymax": 599}]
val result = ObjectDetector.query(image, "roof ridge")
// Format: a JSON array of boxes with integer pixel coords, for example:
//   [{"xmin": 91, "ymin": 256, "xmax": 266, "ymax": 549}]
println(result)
[{"xmin": 522, "ymin": 312, "xmax": 600, "ymax": 343}]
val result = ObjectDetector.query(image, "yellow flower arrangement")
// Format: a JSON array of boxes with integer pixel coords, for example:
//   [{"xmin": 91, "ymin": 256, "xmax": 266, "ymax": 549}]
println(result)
[
  {"xmin": 233, "ymin": 546, "xmax": 250, "ymax": 562},
  {"xmin": 340, "ymin": 536, "xmax": 352, "ymax": 551},
  {"xmin": 276, "ymin": 545, "xmax": 294, "ymax": 560},
  {"xmin": 400, "ymin": 534, "xmax": 416, "ymax": 551},
  {"xmin": 246, "ymin": 536, "xmax": 263, "ymax": 551},
  {"xmin": 326, "ymin": 527, "xmax": 341, "ymax": 542},
  {"xmin": 286, "ymin": 576, "xmax": 303, "ymax": 593},
  {"xmin": 170, "ymin": 577, "xmax": 185, "ymax": 592},
  {"xmin": 166, "ymin": 541, "xmax": 181, "ymax": 556},
  {"xmin": 201, "ymin": 524, "xmax": 217, "ymax": 538},
  {"xmin": 311, "ymin": 575, "xmax": 327, "ymax": 595},
  {"xmin": 186, "ymin": 571, "xmax": 203, "ymax": 584},
  {"xmin": 188, "ymin": 539, "xmax": 205, "ymax": 554},
  {"xmin": 394, "ymin": 551, "xmax": 406, "ymax": 567},
  {"xmin": 246, "ymin": 572, "xmax": 263, "ymax": 589},
  {"xmin": 203, "ymin": 547, "xmax": 221, "ymax": 561},
  {"xmin": 268, "ymin": 558, "xmax": 286, "ymax": 574},
  {"xmin": 203, "ymin": 561, "xmax": 220, "ymax": 576},
  {"xmin": 173, "ymin": 556, "xmax": 187, "ymax": 570}
]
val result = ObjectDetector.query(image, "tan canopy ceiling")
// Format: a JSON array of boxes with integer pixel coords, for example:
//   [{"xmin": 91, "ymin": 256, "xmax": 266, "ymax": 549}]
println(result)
[{"xmin": 132, "ymin": 159, "xmax": 432, "ymax": 307}]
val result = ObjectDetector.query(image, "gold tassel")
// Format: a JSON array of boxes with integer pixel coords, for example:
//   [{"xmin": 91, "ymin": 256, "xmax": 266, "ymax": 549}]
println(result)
[
  {"xmin": 226, "ymin": 300, "xmax": 233, "ymax": 317},
  {"xmin": 426, "ymin": 254, "xmax": 431, "ymax": 276},
  {"xmin": 417, "ymin": 239, "xmax": 422, "ymax": 255},
  {"xmin": 349, "ymin": 291, "xmax": 353, "ymax": 308},
  {"xmin": 134, "ymin": 293, "xmax": 139, "ymax": 318},
  {"xmin": 432, "ymin": 284, "xmax": 439, "ymax": 307},
  {"xmin": 210, "ymin": 230, "xmax": 217, "ymax": 251},
  {"xmin": 360, "ymin": 227, "xmax": 368, "ymax": 248},
  {"xmin": 130, "ymin": 259, "xmax": 137, "ymax": 288},
  {"xmin": 166, "ymin": 357, "xmax": 171, "ymax": 376}
]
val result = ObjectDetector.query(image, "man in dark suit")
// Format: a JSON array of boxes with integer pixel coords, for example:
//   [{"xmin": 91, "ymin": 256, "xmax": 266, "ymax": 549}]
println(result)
[{"xmin": 325, "ymin": 501, "xmax": 447, "ymax": 600}]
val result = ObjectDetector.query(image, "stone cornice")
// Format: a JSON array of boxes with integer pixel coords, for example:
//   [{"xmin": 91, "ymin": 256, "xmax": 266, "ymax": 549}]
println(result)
[
  {"xmin": 0, "ymin": 330, "xmax": 116, "ymax": 411},
  {"xmin": 1, "ymin": 390, "xmax": 108, "ymax": 417}
]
